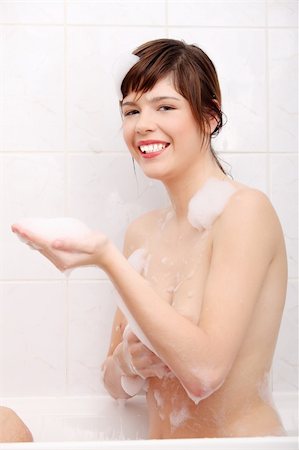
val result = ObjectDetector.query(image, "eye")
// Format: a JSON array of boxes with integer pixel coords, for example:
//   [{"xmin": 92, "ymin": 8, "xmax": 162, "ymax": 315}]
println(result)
[
  {"xmin": 158, "ymin": 105, "xmax": 175, "ymax": 111},
  {"xmin": 123, "ymin": 109, "xmax": 139, "ymax": 117}
]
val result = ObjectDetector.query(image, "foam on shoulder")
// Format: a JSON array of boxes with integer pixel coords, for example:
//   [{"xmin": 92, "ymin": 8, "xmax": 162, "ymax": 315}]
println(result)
[{"xmin": 188, "ymin": 178, "xmax": 236, "ymax": 230}]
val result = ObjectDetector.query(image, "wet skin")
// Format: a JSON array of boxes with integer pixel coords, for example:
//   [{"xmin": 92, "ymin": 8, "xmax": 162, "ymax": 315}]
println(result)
[
  {"xmin": 106, "ymin": 183, "xmax": 287, "ymax": 438},
  {"xmin": 103, "ymin": 78, "xmax": 288, "ymax": 438},
  {"xmin": 12, "ymin": 76, "xmax": 288, "ymax": 439}
]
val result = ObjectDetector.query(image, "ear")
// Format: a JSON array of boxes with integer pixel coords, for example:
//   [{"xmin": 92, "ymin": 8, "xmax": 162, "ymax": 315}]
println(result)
[
  {"xmin": 208, "ymin": 114, "xmax": 219, "ymax": 135},
  {"xmin": 208, "ymin": 98, "xmax": 222, "ymax": 135}
]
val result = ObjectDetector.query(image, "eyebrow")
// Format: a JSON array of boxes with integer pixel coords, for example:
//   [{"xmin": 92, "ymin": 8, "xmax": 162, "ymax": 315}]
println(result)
[{"xmin": 122, "ymin": 96, "xmax": 181, "ymax": 107}]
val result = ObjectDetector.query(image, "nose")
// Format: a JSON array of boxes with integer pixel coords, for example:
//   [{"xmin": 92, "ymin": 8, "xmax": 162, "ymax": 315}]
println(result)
[{"xmin": 135, "ymin": 110, "xmax": 156, "ymax": 134}]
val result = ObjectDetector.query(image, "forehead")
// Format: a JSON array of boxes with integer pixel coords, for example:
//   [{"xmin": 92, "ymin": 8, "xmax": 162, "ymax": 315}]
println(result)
[{"xmin": 123, "ymin": 75, "xmax": 183, "ymax": 103}]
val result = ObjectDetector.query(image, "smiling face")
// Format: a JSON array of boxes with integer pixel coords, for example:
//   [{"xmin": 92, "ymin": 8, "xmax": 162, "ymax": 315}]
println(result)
[{"xmin": 121, "ymin": 76, "xmax": 210, "ymax": 183}]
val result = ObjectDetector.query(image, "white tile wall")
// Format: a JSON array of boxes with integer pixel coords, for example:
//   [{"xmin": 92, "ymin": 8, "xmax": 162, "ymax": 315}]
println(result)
[
  {"xmin": 67, "ymin": 1, "xmax": 166, "ymax": 26},
  {"xmin": 0, "ymin": 281, "xmax": 67, "ymax": 396},
  {"xmin": 0, "ymin": 1, "xmax": 65, "ymax": 24},
  {"xmin": 270, "ymin": 153, "xmax": 298, "ymax": 279},
  {"xmin": 167, "ymin": 0, "xmax": 267, "ymax": 27},
  {"xmin": 3, "ymin": 25, "xmax": 65, "ymax": 152},
  {"xmin": 268, "ymin": 28, "xmax": 298, "ymax": 152},
  {"xmin": 273, "ymin": 279, "xmax": 298, "ymax": 392},
  {"xmin": 3, "ymin": 154, "xmax": 66, "ymax": 280},
  {"xmin": 67, "ymin": 281, "xmax": 117, "ymax": 395},
  {"xmin": 0, "ymin": 0, "xmax": 297, "ymax": 397}
]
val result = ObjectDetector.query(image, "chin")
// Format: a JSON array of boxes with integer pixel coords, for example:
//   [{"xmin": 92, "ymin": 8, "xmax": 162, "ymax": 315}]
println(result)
[{"xmin": 141, "ymin": 168, "xmax": 170, "ymax": 182}]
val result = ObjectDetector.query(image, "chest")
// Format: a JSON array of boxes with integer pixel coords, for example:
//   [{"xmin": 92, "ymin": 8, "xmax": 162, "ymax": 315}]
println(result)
[{"xmin": 142, "ymin": 227, "xmax": 213, "ymax": 324}]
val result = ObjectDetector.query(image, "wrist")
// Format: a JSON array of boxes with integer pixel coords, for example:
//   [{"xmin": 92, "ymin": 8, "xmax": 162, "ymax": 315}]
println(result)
[
  {"xmin": 94, "ymin": 237, "xmax": 118, "ymax": 270},
  {"xmin": 113, "ymin": 342, "xmax": 136, "ymax": 377}
]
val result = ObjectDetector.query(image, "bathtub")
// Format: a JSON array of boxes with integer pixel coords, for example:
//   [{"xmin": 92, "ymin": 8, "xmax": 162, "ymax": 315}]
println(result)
[{"xmin": 0, "ymin": 393, "xmax": 297, "ymax": 449}]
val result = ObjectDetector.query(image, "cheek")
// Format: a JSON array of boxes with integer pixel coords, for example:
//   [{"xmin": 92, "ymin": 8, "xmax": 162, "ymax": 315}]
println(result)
[{"xmin": 122, "ymin": 123, "xmax": 134, "ymax": 149}]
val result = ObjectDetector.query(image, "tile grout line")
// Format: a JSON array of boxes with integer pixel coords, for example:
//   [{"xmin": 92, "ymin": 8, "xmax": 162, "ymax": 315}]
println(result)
[
  {"xmin": 64, "ymin": 0, "xmax": 70, "ymax": 396},
  {"xmin": 265, "ymin": 0, "xmax": 271, "ymax": 197},
  {"xmin": 0, "ymin": 23, "xmax": 297, "ymax": 30}
]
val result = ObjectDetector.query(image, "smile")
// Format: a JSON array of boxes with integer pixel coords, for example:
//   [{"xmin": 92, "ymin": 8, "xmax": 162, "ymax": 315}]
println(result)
[{"xmin": 139, "ymin": 143, "xmax": 170, "ymax": 155}]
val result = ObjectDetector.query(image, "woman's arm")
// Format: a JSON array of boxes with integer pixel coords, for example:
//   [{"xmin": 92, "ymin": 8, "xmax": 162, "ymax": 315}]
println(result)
[
  {"xmin": 98, "ymin": 189, "xmax": 286, "ymax": 399},
  {"xmin": 11, "ymin": 189, "xmax": 286, "ymax": 400},
  {"xmin": 101, "ymin": 307, "xmax": 134, "ymax": 400}
]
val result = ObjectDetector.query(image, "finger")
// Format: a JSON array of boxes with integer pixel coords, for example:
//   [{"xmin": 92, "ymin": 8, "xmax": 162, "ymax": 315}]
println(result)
[
  {"xmin": 38, "ymin": 249, "xmax": 67, "ymax": 272},
  {"xmin": 52, "ymin": 239, "xmax": 70, "ymax": 251},
  {"xmin": 128, "ymin": 342, "xmax": 149, "ymax": 358},
  {"xmin": 51, "ymin": 237, "xmax": 91, "ymax": 254},
  {"xmin": 12, "ymin": 225, "xmax": 48, "ymax": 249},
  {"xmin": 126, "ymin": 331, "xmax": 140, "ymax": 344}
]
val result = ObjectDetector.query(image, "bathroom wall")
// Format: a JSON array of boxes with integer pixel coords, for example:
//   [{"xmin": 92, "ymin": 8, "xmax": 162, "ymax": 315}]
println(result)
[{"xmin": 0, "ymin": 1, "xmax": 297, "ymax": 397}]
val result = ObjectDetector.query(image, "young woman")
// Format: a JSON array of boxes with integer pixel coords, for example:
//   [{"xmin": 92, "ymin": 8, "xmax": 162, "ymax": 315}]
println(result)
[{"xmin": 12, "ymin": 38, "xmax": 287, "ymax": 439}]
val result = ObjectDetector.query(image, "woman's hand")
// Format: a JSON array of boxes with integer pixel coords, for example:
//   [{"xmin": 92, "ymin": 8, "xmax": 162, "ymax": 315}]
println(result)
[
  {"xmin": 11, "ymin": 221, "xmax": 112, "ymax": 273},
  {"xmin": 113, "ymin": 327, "xmax": 171, "ymax": 379}
]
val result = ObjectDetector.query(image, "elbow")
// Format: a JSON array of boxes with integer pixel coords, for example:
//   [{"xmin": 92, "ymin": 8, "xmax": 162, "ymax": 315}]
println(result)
[{"xmin": 182, "ymin": 367, "xmax": 227, "ymax": 402}]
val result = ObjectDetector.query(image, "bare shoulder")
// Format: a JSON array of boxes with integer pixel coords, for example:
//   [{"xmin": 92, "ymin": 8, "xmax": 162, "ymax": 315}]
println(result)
[
  {"xmin": 215, "ymin": 183, "xmax": 285, "ymax": 254},
  {"xmin": 225, "ymin": 184, "xmax": 280, "ymax": 225},
  {"xmin": 123, "ymin": 208, "xmax": 165, "ymax": 258}
]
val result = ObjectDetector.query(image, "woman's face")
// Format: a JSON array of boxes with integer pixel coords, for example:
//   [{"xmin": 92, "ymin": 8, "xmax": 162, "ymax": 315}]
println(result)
[{"xmin": 121, "ymin": 76, "xmax": 208, "ymax": 182}]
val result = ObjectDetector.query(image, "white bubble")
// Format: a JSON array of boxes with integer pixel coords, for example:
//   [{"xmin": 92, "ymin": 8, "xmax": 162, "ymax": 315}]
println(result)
[{"xmin": 188, "ymin": 178, "xmax": 236, "ymax": 230}]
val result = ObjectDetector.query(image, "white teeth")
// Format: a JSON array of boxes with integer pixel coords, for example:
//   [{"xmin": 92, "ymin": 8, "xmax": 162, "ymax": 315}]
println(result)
[{"xmin": 139, "ymin": 143, "xmax": 167, "ymax": 153}]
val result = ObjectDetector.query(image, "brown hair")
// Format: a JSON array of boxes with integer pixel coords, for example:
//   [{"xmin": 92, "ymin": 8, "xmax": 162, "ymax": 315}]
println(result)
[{"xmin": 121, "ymin": 38, "xmax": 226, "ymax": 174}]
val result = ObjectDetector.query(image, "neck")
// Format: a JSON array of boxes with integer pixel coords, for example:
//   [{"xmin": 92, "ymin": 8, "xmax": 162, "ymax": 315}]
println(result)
[{"xmin": 163, "ymin": 156, "xmax": 226, "ymax": 221}]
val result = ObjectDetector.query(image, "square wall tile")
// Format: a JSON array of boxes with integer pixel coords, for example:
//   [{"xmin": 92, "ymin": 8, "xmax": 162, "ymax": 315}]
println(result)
[
  {"xmin": 67, "ymin": 281, "xmax": 116, "ymax": 395},
  {"xmin": 66, "ymin": 26, "xmax": 167, "ymax": 152},
  {"xmin": 273, "ymin": 280, "xmax": 298, "ymax": 392},
  {"xmin": 3, "ymin": 26, "xmax": 65, "ymax": 151},
  {"xmin": 0, "ymin": 155, "xmax": 4, "ymax": 280},
  {"xmin": 0, "ymin": 282, "xmax": 67, "ymax": 396},
  {"xmin": 268, "ymin": 29, "xmax": 298, "ymax": 152},
  {"xmin": 0, "ymin": 27, "xmax": 4, "ymax": 152},
  {"xmin": 219, "ymin": 152, "xmax": 268, "ymax": 193},
  {"xmin": 168, "ymin": 0, "xmax": 266, "ymax": 27},
  {"xmin": 3, "ymin": 153, "xmax": 66, "ymax": 280},
  {"xmin": 67, "ymin": 1, "xmax": 166, "ymax": 26},
  {"xmin": 169, "ymin": 28, "xmax": 267, "ymax": 152},
  {"xmin": 0, "ymin": 1, "xmax": 64, "ymax": 24},
  {"xmin": 270, "ymin": 153, "xmax": 298, "ymax": 279},
  {"xmin": 267, "ymin": 0, "xmax": 298, "ymax": 27}
]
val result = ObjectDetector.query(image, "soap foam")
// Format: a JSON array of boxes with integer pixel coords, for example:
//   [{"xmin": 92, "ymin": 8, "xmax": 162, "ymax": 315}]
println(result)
[
  {"xmin": 120, "ymin": 374, "xmax": 147, "ymax": 397},
  {"xmin": 116, "ymin": 248, "xmax": 153, "ymax": 396},
  {"xmin": 169, "ymin": 404, "xmax": 190, "ymax": 430},
  {"xmin": 127, "ymin": 247, "xmax": 149, "ymax": 275},
  {"xmin": 188, "ymin": 178, "xmax": 236, "ymax": 230},
  {"xmin": 13, "ymin": 217, "xmax": 91, "ymax": 246},
  {"xmin": 12, "ymin": 217, "xmax": 92, "ymax": 277},
  {"xmin": 116, "ymin": 248, "xmax": 154, "ymax": 352},
  {"xmin": 154, "ymin": 389, "xmax": 165, "ymax": 420},
  {"xmin": 111, "ymin": 52, "xmax": 140, "ymax": 100}
]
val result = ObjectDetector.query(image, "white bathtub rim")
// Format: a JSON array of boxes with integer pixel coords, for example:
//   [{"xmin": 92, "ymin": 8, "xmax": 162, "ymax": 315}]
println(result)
[
  {"xmin": 0, "ymin": 392, "xmax": 297, "ymax": 449},
  {"xmin": 0, "ymin": 436, "xmax": 298, "ymax": 450},
  {"xmin": 0, "ymin": 391, "xmax": 297, "ymax": 413}
]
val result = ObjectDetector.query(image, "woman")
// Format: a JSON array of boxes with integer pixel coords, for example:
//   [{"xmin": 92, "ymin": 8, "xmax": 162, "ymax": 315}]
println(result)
[{"xmin": 12, "ymin": 39, "xmax": 287, "ymax": 439}]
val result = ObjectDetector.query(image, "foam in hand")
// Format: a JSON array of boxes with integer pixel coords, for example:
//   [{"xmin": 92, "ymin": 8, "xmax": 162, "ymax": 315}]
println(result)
[{"xmin": 13, "ymin": 217, "xmax": 91, "ymax": 249}]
